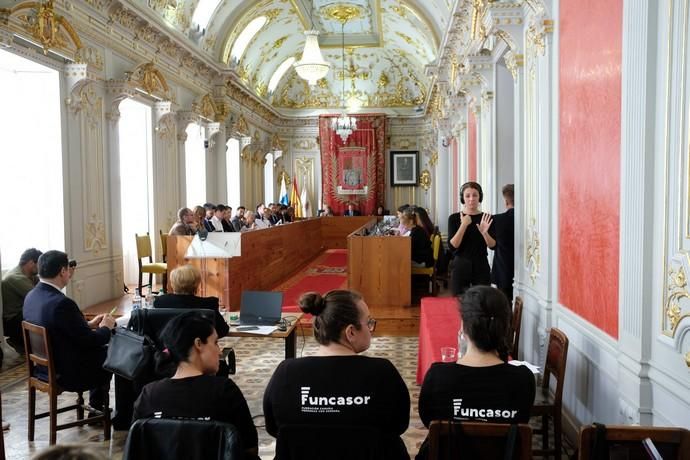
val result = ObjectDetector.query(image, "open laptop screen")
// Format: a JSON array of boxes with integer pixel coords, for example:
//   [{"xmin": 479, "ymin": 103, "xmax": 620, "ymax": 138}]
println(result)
[{"xmin": 239, "ymin": 291, "xmax": 283, "ymax": 325}]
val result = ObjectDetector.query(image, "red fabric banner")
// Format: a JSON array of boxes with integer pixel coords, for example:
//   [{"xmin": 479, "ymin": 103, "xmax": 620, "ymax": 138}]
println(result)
[{"xmin": 319, "ymin": 114, "xmax": 386, "ymax": 216}]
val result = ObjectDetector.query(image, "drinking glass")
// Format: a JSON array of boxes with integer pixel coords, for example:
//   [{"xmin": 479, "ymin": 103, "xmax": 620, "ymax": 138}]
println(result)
[{"xmin": 441, "ymin": 346, "xmax": 457, "ymax": 363}]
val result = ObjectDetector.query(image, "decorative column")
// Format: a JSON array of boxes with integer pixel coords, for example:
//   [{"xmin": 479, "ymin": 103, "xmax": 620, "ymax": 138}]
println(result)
[
  {"xmin": 435, "ymin": 115, "xmax": 451, "ymax": 234},
  {"xmin": 213, "ymin": 122, "xmax": 228, "ymax": 204},
  {"xmin": 204, "ymin": 122, "xmax": 220, "ymax": 203},
  {"xmin": 152, "ymin": 101, "xmax": 178, "ymax": 250}
]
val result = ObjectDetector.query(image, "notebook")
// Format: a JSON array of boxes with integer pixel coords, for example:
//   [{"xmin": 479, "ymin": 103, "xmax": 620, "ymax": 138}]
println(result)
[{"xmin": 239, "ymin": 291, "xmax": 283, "ymax": 326}]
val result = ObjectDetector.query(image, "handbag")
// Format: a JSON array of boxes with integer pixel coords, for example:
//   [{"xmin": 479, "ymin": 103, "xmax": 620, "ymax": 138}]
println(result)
[{"xmin": 103, "ymin": 326, "xmax": 155, "ymax": 380}]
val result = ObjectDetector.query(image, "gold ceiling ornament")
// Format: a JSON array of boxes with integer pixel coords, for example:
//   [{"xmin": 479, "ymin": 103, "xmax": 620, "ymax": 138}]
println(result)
[
  {"xmin": 377, "ymin": 71, "xmax": 390, "ymax": 88},
  {"xmin": 419, "ymin": 169, "xmax": 432, "ymax": 192},
  {"xmin": 126, "ymin": 62, "xmax": 169, "ymax": 96},
  {"xmin": 504, "ymin": 52, "xmax": 524, "ymax": 81},
  {"xmin": 685, "ymin": 352, "xmax": 690, "ymax": 368},
  {"xmin": 323, "ymin": 4, "xmax": 363, "ymax": 23},
  {"xmin": 1, "ymin": 0, "xmax": 83, "ymax": 58},
  {"xmin": 428, "ymin": 151, "xmax": 439, "ymax": 167},
  {"xmin": 665, "ymin": 265, "xmax": 689, "ymax": 337},
  {"xmin": 526, "ymin": 23, "xmax": 546, "ymax": 57},
  {"xmin": 271, "ymin": 133, "xmax": 286, "ymax": 152},
  {"xmin": 471, "ymin": 0, "xmax": 488, "ymax": 40},
  {"xmin": 193, "ymin": 94, "xmax": 218, "ymax": 121},
  {"xmin": 277, "ymin": 168, "xmax": 290, "ymax": 186},
  {"xmin": 234, "ymin": 114, "xmax": 250, "ymax": 137}
]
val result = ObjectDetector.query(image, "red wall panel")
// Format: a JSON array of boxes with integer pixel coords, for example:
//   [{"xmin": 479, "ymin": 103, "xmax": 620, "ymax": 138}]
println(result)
[
  {"xmin": 468, "ymin": 110, "xmax": 477, "ymax": 182},
  {"xmin": 559, "ymin": 0, "xmax": 622, "ymax": 338}
]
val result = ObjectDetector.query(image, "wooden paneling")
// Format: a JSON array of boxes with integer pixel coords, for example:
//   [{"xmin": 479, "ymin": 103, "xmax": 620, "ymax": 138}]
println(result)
[
  {"xmin": 348, "ymin": 234, "xmax": 411, "ymax": 308},
  {"xmin": 320, "ymin": 216, "xmax": 374, "ymax": 248}
]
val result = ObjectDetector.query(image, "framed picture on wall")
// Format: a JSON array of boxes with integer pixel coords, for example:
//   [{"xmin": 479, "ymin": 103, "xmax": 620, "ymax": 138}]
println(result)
[{"xmin": 390, "ymin": 151, "xmax": 418, "ymax": 186}]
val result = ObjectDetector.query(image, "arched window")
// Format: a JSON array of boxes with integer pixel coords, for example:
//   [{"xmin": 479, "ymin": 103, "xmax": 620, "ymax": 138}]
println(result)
[
  {"xmin": 191, "ymin": 0, "xmax": 221, "ymax": 30},
  {"xmin": 264, "ymin": 153, "xmax": 274, "ymax": 204},
  {"xmin": 226, "ymin": 138, "xmax": 241, "ymax": 207},
  {"xmin": 230, "ymin": 17, "xmax": 267, "ymax": 63},
  {"xmin": 268, "ymin": 57, "xmax": 296, "ymax": 94},
  {"xmin": 185, "ymin": 123, "xmax": 206, "ymax": 207}
]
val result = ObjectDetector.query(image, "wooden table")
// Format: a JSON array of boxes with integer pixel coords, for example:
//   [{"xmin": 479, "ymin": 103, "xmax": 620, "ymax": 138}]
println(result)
[
  {"xmin": 223, "ymin": 313, "xmax": 304, "ymax": 360},
  {"xmin": 83, "ymin": 295, "xmax": 132, "ymax": 319}
]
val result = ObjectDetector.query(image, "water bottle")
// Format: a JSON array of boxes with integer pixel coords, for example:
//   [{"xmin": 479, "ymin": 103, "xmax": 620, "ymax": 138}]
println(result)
[
  {"xmin": 132, "ymin": 288, "xmax": 142, "ymax": 311},
  {"xmin": 144, "ymin": 288, "xmax": 154, "ymax": 309},
  {"xmin": 457, "ymin": 330, "xmax": 468, "ymax": 358}
]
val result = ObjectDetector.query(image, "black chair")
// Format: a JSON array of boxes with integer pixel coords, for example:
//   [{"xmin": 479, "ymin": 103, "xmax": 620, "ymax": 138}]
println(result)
[
  {"xmin": 275, "ymin": 424, "xmax": 402, "ymax": 460},
  {"xmin": 128, "ymin": 308, "xmax": 216, "ymax": 346},
  {"xmin": 428, "ymin": 421, "xmax": 533, "ymax": 460},
  {"xmin": 123, "ymin": 417, "xmax": 243, "ymax": 460}
]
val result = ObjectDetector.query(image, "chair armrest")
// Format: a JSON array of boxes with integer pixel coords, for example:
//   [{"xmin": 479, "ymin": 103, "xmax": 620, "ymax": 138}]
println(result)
[{"xmin": 221, "ymin": 347, "xmax": 235, "ymax": 375}]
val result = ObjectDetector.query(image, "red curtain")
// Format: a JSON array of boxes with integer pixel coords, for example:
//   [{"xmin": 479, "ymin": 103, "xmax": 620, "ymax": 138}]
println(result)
[{"xmin": 319, "ymin": 114, "xmax": 386, "ymax": 216}]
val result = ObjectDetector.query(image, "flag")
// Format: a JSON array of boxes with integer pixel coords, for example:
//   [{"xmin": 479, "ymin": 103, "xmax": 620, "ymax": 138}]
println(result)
[
  {"xmin": 300, "ymin": 183, "xmax": 311, "ymax": 217},
  {"xmin": 279, "ymin": 175, "xmax": 289, "ymax": 205},
  {"xmin": 290, "ymin": 177, "xmax": 302, "ymax": 218}
]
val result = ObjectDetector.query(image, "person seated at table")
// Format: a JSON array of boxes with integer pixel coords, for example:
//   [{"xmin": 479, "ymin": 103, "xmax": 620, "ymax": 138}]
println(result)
[
  {"xmin": 372, "ymin": 205, "xmax": 386, "ymax": 216},
  {"xmin": 133, "ymin": 312, "xmax": 259, "ymax": 460},
  {"xmin": 153, "ymin": 264, "xmax": 229, "ymax": 338},
  {"xmin": 414, "ymin": 206, "xmax": 435, "ymax": 237},
  {"xmin": 415, "ymin": 286, "xmax": 535, "ymax": 460},
  {"xmin": 400, "ymin": 208, "xmax": 434, "ymax": 268},
  {"xmin": 263, "ymin": 290, "xmax": 410, "ymax": 459}
]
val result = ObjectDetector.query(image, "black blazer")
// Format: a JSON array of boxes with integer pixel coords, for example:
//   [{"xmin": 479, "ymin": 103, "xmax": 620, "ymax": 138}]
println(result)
[
  {"xmin": 153, "ymin": 294, "xmax": 229, "ymax": 338},
  {"xmin": 345, "ymin": 210, "xmax": 361, "ymax": 216},
  {"xmin": 23, "ymin": 282, "xmax": 111, "ymax": 387},
  {"xmin": 490, "ymin": 208, "xmax": 514, "ymax": 288}
]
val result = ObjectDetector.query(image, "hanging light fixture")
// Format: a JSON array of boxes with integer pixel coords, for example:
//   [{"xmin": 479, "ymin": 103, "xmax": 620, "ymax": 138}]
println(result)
[
  {"xmin": 293, "ymin": 1, "xmax": 330, "ymax": 85},
  {"xmin": 331, "ymin": 20, "xmax": 357, "ymax": 143}
]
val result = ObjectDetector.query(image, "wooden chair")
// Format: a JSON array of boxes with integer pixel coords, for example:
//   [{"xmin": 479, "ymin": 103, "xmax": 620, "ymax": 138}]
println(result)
[
  {"xmin": 412, "ymin": 232, "xmax": 443, "ymax": 295},
  {"xmin": 159, "ymin": 230, "xmax": 168, "ymax": 263},
  {"xmin": 428, "ymin": 420, "xmax": 533, "ymax": 459},
  {"xmin": 578, "ymin": 424, "xmax": 690, "ymax": 460},
  {"xmin": 531, "ymin": 327, "xmax": 569, "ymax": 458},
  {"xmin": 135, "ymin": 232, "xmax": 167, "ymax": 293},
  {"xmin": 275, "ymin": 424, "xmax": 386, "ymax": 460},
  {"xmin": 512, "ymin": 296, "xmax": 524, "ymax": 360},
  {"xmin": 22, "ymin": 321, "xmax": 110, "ymax": 445}
]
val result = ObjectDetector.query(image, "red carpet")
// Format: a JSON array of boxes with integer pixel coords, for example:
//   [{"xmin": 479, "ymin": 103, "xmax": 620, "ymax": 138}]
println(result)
[{"xmin": 274, "ymin": 249, "xmax": 348, "ymax": 313}]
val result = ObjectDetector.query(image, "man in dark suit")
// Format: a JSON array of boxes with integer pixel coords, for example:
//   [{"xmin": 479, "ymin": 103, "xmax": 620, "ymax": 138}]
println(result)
[
  {"xmin": 490, "ymin": 184, "xmax": 515, "ymax": 301},
  {"xmin": 344, "ymin": 203, "xmax": 361, "ymax": 216},
  {"xmin": 23, "ymin": 250, "xmax": 116, "ymax": 412}
]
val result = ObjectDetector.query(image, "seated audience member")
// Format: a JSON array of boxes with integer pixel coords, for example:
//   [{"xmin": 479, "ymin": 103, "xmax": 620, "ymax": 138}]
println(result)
[
  {"xmin": 240, "ymin": 211, "xmax": 259, "ymax": 231},
  {"xmin": 400, "ymin": 208, "xmax": 434, "ymax": 268},
  {"xmin": 254, "ymin": 209, "xmax": 269, "ymax": 229},
  {"xmin": 210, "ymin": 204, "xmax": 226, "ymax": 232},
  {"xmin": 279, "ymin": 205, "xmax": 292, "ymax": 222},
  {"xmin": 23, "ymin": 250, "xmax": 116, "ymax": 414},
  {"xmin": 343, "ymin": 202, "xmax": 361, "ymax": 216},
  {"xmin": 202, "ymin": 203, "xmax": 216, "ymax": 232},
  {"xmin": 2, "ymin": 247, "xmax": 42, "ymax": 353},
  {"xmin": 373, "ymin": 205, "xmax": 386, "ymax": 216},
  {"xmin": 415, "ymin": 286, "xmax": 535, "ymax": 460},
  {"xmin": 287, "ymin": 206, "xmax": 296, "ymax": 221},
  {"xmin": 222, "ymin": 205, "xmax": 235, "ymax": 232},
  {"xmin": 192, "ymin": 205, "xmax": 206, "ymax": 231},
  {"xmin": 269, "ymin": 203, "xmax": 281, "ymax": 225},
  {"xmin": 169, "ymin": 207, "xmax": 195, "ymax": 236},
  {"xmin": 395, "ymin": 204, "xmax": 410, "ymax": 234},
  {"xmin": 231, "ymin": 206, "xmax": 246, "ymax": 231},
  {"xmin": 320, "ymin": 204, "xmax": 334, "ymax": 216},
  {"xmin": 153, "ymin": 264, "xmax": 229, "ymax": 338},
  {"xmin": 414, "ymin": 207, "xmax": 435, "ymax": 237},
  {"xmin": 263, "ymin": 290, "xmax": 410, "ymax": 459},
  {"xmin": 133, "ymin": 312, "xmax": 259, "ymax": 460}
]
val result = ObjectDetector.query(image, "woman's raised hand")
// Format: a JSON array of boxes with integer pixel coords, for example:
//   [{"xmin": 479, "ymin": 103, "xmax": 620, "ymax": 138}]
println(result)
[
  {"xmin": 460, "ymin": 213, "xmax": 472, "ymax": 227},
  {"xmin": 477, "ymin": 213, "xmax": 493, "ymax": 235}
]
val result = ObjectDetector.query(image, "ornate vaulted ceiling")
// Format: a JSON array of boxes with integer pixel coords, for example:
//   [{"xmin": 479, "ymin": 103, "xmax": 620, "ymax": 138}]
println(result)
[{"xmin": 138, "ymin": 0, "xmax": 452, "ymax": 117}]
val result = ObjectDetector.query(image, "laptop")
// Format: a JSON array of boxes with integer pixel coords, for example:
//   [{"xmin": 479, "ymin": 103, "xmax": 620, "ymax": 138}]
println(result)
[{"xmin": 239, "ymin": 291, "xmax": 283, "ymax": 326}]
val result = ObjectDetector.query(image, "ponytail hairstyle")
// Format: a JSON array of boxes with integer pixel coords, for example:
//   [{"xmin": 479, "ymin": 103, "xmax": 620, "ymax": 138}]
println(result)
[
  {"xmin": 299, "ymin": 290, "xmax": 363, "ymax": 345},
  {"xmin": 160, "ymin": 311, "xmax": 216, "ymax": 365},
  {"xmin": 460, "ymin": 286, "xmax": 512, "ymax": 362},
  {"xmin": 400, "ymin": 207, "xmax": 418, "ymax": 227}
]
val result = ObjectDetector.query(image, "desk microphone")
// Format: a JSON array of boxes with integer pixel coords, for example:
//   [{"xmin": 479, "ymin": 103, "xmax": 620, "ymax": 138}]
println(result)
[{"xmin": 198, "ymin": 228, "xmax": 208, "ymax": 241}]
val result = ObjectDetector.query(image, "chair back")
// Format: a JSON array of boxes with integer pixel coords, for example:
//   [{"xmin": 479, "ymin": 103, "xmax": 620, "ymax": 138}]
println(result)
[
  {"xmin": 21, "ymin": 321, "xmax": 57, "ymax": 384},
  {"xmin": 512, "ymin": 297, "xmax": 523, "ymax": 359},
  {"xmin": 428, "ymin": 421, "xmax": 532, "ymax": 460},
  {"xmin": 578, "ymin": 424, "xmax": 690, "ymax": 460},
  {"xmin": 128, "ymin": 308, "xmax": 216, "ymax": 347},
  {"xmin": 123, "ymin": 417, "xmax": 242, "ymax": 460},
  {"xmin": 135, "ymin": 233, "xmax": 153, "ymax": 264},
  {"xmin": 275, "ymin": 424, "xmax": 389, "ymax": 460},
  {"xmin": 541, "ymin": 328, "xmax": 569, "ymax": 406},
  {"xmin": 159, "ymin": 230, "xmax": 168, "ymax": 263},
  {"xmin": 431, "ymin": 233, "xmax": 442, "ymax": 263}
]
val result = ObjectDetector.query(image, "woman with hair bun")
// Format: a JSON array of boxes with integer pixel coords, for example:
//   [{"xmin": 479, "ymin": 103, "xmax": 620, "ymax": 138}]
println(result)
[
  {"xmin": 133, "ymin": 312, "xmax": 258, "ymax": 460},
  {"xmin": 415, "ymin": 286, "xmax": 535, "ymax": 460},
  {"xmin": 263, "ymin": 290, "xmax": 410, "ymax": 459}
]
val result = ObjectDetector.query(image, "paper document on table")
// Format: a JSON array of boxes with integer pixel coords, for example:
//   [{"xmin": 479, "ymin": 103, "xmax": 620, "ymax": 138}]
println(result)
[
  {"xmin": 508, "ymin": 360, "xmax": 541, "ymax": 374},
  {"xmin": 232, "ymin": 325, "xmax": 278, "ymax": 335}
]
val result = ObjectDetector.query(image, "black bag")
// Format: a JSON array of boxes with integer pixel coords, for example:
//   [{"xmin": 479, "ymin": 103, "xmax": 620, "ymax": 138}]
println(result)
[{"xmin": 103, "ymin": 327, "xmax": 155, "ymax": 380}]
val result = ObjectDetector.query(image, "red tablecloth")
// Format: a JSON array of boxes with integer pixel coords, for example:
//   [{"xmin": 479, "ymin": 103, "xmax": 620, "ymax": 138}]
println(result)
[{"xmin": 416, "ymin": 297, "xmax": 461, "ymax": 385}]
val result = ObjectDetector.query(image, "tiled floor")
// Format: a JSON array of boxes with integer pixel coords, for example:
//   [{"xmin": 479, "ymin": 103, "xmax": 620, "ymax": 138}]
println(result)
[{"xmin": 0, "ymin": 335, "xmax": 574, "ymax": 459}]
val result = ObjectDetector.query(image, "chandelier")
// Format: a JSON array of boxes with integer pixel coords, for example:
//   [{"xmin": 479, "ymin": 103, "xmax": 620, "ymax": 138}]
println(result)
[
  {"xmin": 293, "ymin": 2, "xmax": 329, "ymax": 85},
  {"xmin": 331, "ymin": 20, "xmax": 357, "ymax": 143}
]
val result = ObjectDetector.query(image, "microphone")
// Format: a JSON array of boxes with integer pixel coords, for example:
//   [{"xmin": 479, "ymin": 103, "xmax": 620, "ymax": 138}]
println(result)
[{"xmin": 198, "ymin": 228, "xmax": 208, "ymax": 241}]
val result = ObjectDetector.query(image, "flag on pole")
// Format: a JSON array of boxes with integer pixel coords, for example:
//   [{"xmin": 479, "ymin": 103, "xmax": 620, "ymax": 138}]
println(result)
[
  {"xmin": 300, "ymin": 183, "xmax": 311, "ymax": 217},
  {"xmin": 290, "ymin": 177, "xmax": 302, "ymax": 218},
  {"xmin": 279, "ymin": 175, "xmax": 289, "ymax": 206}
]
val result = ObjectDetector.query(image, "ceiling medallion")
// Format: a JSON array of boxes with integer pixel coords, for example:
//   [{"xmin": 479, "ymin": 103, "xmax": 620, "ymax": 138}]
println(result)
[{"xmin": 323, "ymin": 4, "xmax": 363, "ymax": 23}]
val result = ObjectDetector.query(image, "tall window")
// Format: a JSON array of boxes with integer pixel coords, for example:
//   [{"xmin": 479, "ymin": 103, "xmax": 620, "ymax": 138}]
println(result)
[
  {"xmin": 230, "ymin": 17, "xmax": 267, "ymax": 63},
  {"xmin": 0, "ymin": 50, "xmax": 64, "ymax": 271},
  {"xmin": 226, "ymin": 138, "xmax": 241, "ymax": 207},
  {"xmin": 118, "ymin": 98, "xmax": 153, "ymax": 286},
  {"xmin": 185, "ymin": 123, "xmax": 206, "ymax": 208},
  {"xmin": 264, "ymin": 153, "xmax": 274, "ymax": 204}
]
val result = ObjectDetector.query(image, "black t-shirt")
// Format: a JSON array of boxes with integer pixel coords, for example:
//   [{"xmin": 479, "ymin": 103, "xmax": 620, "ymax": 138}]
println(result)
[
  {"xmin": 447, "ymin": 212, "xmax": 495, "ymax": 260},
  {"xmin": 418, "ymin": 362, "xmax": 535, "ymax": 426},
  {"xmin": 410, "ymin": 226, "xmax": 434, "ymax": 267},
  {"xmin": 133, "ymin": 375, "xmax": 258, "ymax": 458},
  {"xmin": 263, "ymin": 355, "xmax": 410, "ymax": 454}
]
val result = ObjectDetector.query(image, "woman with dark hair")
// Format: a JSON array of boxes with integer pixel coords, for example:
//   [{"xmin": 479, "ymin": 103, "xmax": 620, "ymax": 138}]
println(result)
[
  {"xmin": 415, "ymin": 286, "xmax": 535, "ymax": 460},
  {"xmin": 400, "ymin": 208, "xmax": 434, "ymax": 268},
  {"xmin": 414, "ymin": 206, "xmax": 435, "ymax": 237},
  {"xmin": 133, "ymin": 312, "xmax": 258, "ymax": 460},
  {"xmin": 447, "ymin": 182, "xmax": 495, "ymax": 295},
  {"xmin": 263, "ymin": 290, "xmax": 410, "ymax": 459}
]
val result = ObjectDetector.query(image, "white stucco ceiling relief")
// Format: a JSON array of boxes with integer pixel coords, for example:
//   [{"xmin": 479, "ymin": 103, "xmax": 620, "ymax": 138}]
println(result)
[{"xmin": 138, "ymin": 0, "xmax": 452, "ymax": 117}]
